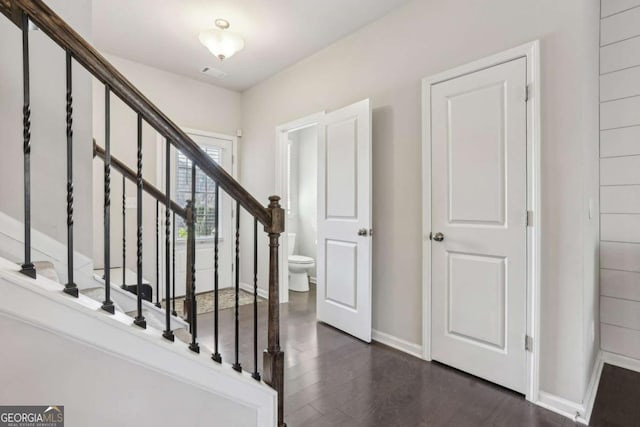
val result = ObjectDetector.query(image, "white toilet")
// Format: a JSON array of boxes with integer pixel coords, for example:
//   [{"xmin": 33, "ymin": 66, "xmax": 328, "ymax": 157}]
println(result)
[{"xmin": 288, "ymin": 233, "xmax": 315, "ymax": 292}]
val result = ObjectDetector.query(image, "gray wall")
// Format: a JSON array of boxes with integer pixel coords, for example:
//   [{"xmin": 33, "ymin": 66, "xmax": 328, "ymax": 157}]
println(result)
[
  {"xmin": 239, "ymin": 0, "xmax": 600, "ymax": 404},
  {"xmin": 599, "ymin": 0, "xmax": 640, "ymax": 361},
  {"xmin": 0, "ymin": 0, "xmax": 93, "ymax": 256}
]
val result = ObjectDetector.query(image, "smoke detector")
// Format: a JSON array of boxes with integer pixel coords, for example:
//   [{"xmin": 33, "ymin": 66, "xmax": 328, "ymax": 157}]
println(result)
[{"xmin": 201, "ymin": 66, "xmax": 227, "ymax": 79}]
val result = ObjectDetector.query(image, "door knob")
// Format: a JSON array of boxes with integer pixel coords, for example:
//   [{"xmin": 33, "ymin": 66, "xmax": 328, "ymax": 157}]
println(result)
[
  {"xmin": 358, "ymin": 228, "xmax": 368, "ymax": 236},
  {"xmin": 430, "ymin": 232, "xmax": 445, "ymax": 242}
]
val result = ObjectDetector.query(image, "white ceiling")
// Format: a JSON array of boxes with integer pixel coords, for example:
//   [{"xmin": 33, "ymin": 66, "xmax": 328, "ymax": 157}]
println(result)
[{"xmin": 92, "ymin": 0, "xmax": 411, "ymax": 92}]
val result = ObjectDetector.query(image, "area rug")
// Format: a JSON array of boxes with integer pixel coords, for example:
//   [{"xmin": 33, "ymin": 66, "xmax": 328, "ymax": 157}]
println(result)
[{"xmin": 165, "ymin": 288, "xmax": 264, "ymax": 317}]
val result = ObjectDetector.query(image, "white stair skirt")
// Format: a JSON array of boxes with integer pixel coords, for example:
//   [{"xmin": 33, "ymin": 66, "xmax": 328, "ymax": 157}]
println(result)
[{"xmin": 0, "ymin": 255, "xmax": 277, "ymax": 427}]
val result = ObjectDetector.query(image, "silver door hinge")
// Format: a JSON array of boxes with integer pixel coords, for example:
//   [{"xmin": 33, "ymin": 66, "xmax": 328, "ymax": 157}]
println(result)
[
  {"xmin": 525, "ymin": 84, "xmax": 531, "ymax": 102},
  {"xmin": 526, "ymin": 210, "xmax": 533, "ymax": 227},
  {"xmin": 525, "ymin": 334, "xmax": 533, "ymax": 352}
]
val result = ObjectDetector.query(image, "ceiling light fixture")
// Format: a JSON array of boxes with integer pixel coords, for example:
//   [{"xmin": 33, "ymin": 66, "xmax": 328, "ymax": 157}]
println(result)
[{"xmin": 199, "ymin": 19, "xmax": 244, "ymax": 61}]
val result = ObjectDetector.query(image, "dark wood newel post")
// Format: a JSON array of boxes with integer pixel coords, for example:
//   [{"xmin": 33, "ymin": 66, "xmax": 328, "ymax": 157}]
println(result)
[{"xmin": 263, "ymin": 195, "xmax": 285, "ymax": 427}]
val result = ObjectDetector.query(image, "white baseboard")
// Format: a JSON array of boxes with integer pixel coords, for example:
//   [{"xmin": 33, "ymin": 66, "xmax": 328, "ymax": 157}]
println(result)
[
  {"xmin": 536, "ymin": 391, "xmax": 584, "ymax": 424},
  {"xmin": 601, "ymin": 350, "xmax": 640, "ymax": 373},
  {"xmin": 309, "ymin": 276, "xmax": 317, "ymax": 285},
  {"xmin": 583, "ymin": 351, "xmax": 605, "ymax": 423},
  {"xmin": 535, "ymin": 350, "xmax": 604, "ymax": 425},
  {"xmin": 371, "ymin": 329, "xmax": 423, "ymax": 359},
  {"xmin": 239, "ymin": 282, "xmax": 269, "ymax": 300}
]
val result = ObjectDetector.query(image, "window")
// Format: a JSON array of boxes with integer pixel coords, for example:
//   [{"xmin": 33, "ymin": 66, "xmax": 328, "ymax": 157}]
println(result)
[{"xmin": 175, "ymin": 145, "xmax": 222, "ymax": 240}]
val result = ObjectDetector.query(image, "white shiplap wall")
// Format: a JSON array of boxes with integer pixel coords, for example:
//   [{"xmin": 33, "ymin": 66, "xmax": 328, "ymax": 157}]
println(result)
[{"xmin": 601, "ymin": 0, "xmax": 640, "ymax": 360}]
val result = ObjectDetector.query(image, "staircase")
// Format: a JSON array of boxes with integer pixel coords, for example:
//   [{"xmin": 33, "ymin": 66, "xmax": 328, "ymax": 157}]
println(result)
[
  {"xmin": 0, "ymin": 256, "xmax": 276, "ymax": 427},
  {"xmin": 0, "ymin": 1, "xmax": 285, "ymax": 425}
]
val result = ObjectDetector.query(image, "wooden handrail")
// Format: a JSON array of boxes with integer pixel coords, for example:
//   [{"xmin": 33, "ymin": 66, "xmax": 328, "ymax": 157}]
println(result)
[
  {"xmin": 0, "ymin": 0, "xmax": 21, "ymax": 26},
  {"xmin": 93, "ymin": 142, "xmax": 187, "ymax": 219},
  {"xmin": 1, "ymin": 0, "xmax": 271, "ymax": 227}
]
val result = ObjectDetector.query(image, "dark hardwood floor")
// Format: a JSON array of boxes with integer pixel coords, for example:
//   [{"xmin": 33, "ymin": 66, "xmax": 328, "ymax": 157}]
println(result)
[
  {"xmin": 188, "ymin": 285, "xmax": 592, "ymax": 426},
  {"xmin": 590, "ymin": 364, "xmax": 640, "ymax": 427}
]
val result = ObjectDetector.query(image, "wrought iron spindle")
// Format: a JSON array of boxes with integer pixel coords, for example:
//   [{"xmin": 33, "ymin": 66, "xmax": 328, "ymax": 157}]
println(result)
[
  {"xmin": 172, "ymin": 211, "xmax": 177, "ymax": 317},
  {"xmin": 122, "ymin": 175, "xmax": 126, "ymax": 289},
  {"xmin": 211, "ymin": 182, "xmax": 221, "ymax": 363},
  {"xmin": 252, "ymin": 217, "xmax": 260, "ymax": 381},
  {"xmin": 188, "ymin": 163, "xmax": 200, "ymax": 353},
  {"xmin": 133, "ymin": 114, "xmax": 146, "ymax": 328},
  {"xmin": 63, "ymin": 50, "xmax": 77, "ymax": 296},
  {"xmin": 20, "ymin": 13, "xmax": 35, "ymax": 279},
  {"xmin": 233, "ymin": 200, "xmax": 242, "ymax": 373},
  {"xmin": 163, "ymin": 141, "xmax": 174, "ymax": 342},
  {"xmin": 155, "ymin": 199, "xmax": 161, "ymax": 308},
  {"xmin": 184, "ymin": 201, "xmax": 193, "ymax": 322},
  {"xmin": 102, "ymin": 86, "xmax": 115, "ymax": 314}
]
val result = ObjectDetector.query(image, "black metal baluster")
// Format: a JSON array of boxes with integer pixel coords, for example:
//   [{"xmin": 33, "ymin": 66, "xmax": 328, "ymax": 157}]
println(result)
[
  {"xmin": 184, "ymin": 201, "xmax": 194, "ymax": 321},
  {"xmin": 63, "ymin": 50, "xmax": 77, "ymax": 296},
  {"xmin": 211, "ymin": 182, "xmax": 221, "ymax": 363},
  {"xmin": 163, "ymin": 141, "xmax": 174, "ymax": 342},
  {"xmin": 102, "ymin": 86, "xmax": 115, "ymax": 314},
  {"xmin": 172, "ymin": 211, "xmax": 177, "ymax": 317},
  {"xmin": 252, "ymin": 217, "xmax": 260, "ymax": 381},
  {"xmin": 133, "ymin": 114, "xmax": 146, "ymax": 328},
  {"xmin": 122, "ymin": 175, "xmax": 126, "ymax": 289},
  {"xmin": 233, "ymin": 200, "xmax": 242, "ymax": 373},
  {"xmin": 155, "ymin": 200, "xmax": 161, "ymax": 308},
  {"xmin": 20, "ymin": 13, "xmax": 35, "ymax": 279},
  {"xmin": 188, "ymin": 163, "xmax": 200, "ymax": 353}
]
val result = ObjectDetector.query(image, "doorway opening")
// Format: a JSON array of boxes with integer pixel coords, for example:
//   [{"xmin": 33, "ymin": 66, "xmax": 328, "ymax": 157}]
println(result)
[
  {"xmin": 277, "ymin": 99, "xmax": 373, "ymax": 343},
  {"xmin": 276, "ymin": 114, "xmax": 322, "ymax": 308}
]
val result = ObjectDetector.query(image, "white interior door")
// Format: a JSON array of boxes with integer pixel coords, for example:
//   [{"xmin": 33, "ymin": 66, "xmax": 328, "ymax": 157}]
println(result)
[
  {"xmin": 430, "ymin": 57, "xmax": 528, "ymax": 393},
  {"xmin": 317, "ymin": 99, "xmax": 372, "ymax": 342}
]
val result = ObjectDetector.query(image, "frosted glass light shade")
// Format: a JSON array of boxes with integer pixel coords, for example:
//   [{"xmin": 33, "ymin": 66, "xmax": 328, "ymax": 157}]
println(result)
[{"xmin": 199, "ymin": 28, "xmax": 245, "ymax": 61}]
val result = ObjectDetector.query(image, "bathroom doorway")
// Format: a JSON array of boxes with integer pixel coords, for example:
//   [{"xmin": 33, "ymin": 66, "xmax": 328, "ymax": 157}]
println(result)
[
  {"xmin": 277, "ymin": 100, "xmax": 373, "ymax": 342},
  {"xmin": 275, "ymin": 113, "xmax": 322, "ymax": 305}
]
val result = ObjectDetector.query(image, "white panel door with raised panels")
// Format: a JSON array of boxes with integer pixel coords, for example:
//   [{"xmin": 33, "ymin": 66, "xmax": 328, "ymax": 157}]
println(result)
[
  {"xmin": 317, "ymin": 99, "xmax": 372, "ymax": 342},
  {"xmin": 431, "ymin": 57, "xmax": 527, "ymax": 393}
]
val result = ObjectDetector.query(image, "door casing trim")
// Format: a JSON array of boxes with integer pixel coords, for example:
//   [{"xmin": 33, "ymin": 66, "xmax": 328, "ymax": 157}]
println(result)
[{"xmin": 421, "ymin": 40, "xmax": 541, "ymax": 402}]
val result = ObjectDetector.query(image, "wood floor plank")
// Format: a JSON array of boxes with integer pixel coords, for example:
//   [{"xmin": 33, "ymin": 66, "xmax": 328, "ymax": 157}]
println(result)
[
  {"xmin": 590, "ymin": 364, "xmax": 640, "ymax": 426},
  {"xmin": 185, "ymin": 285, "xmax": 587, "ymax": 426}
]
